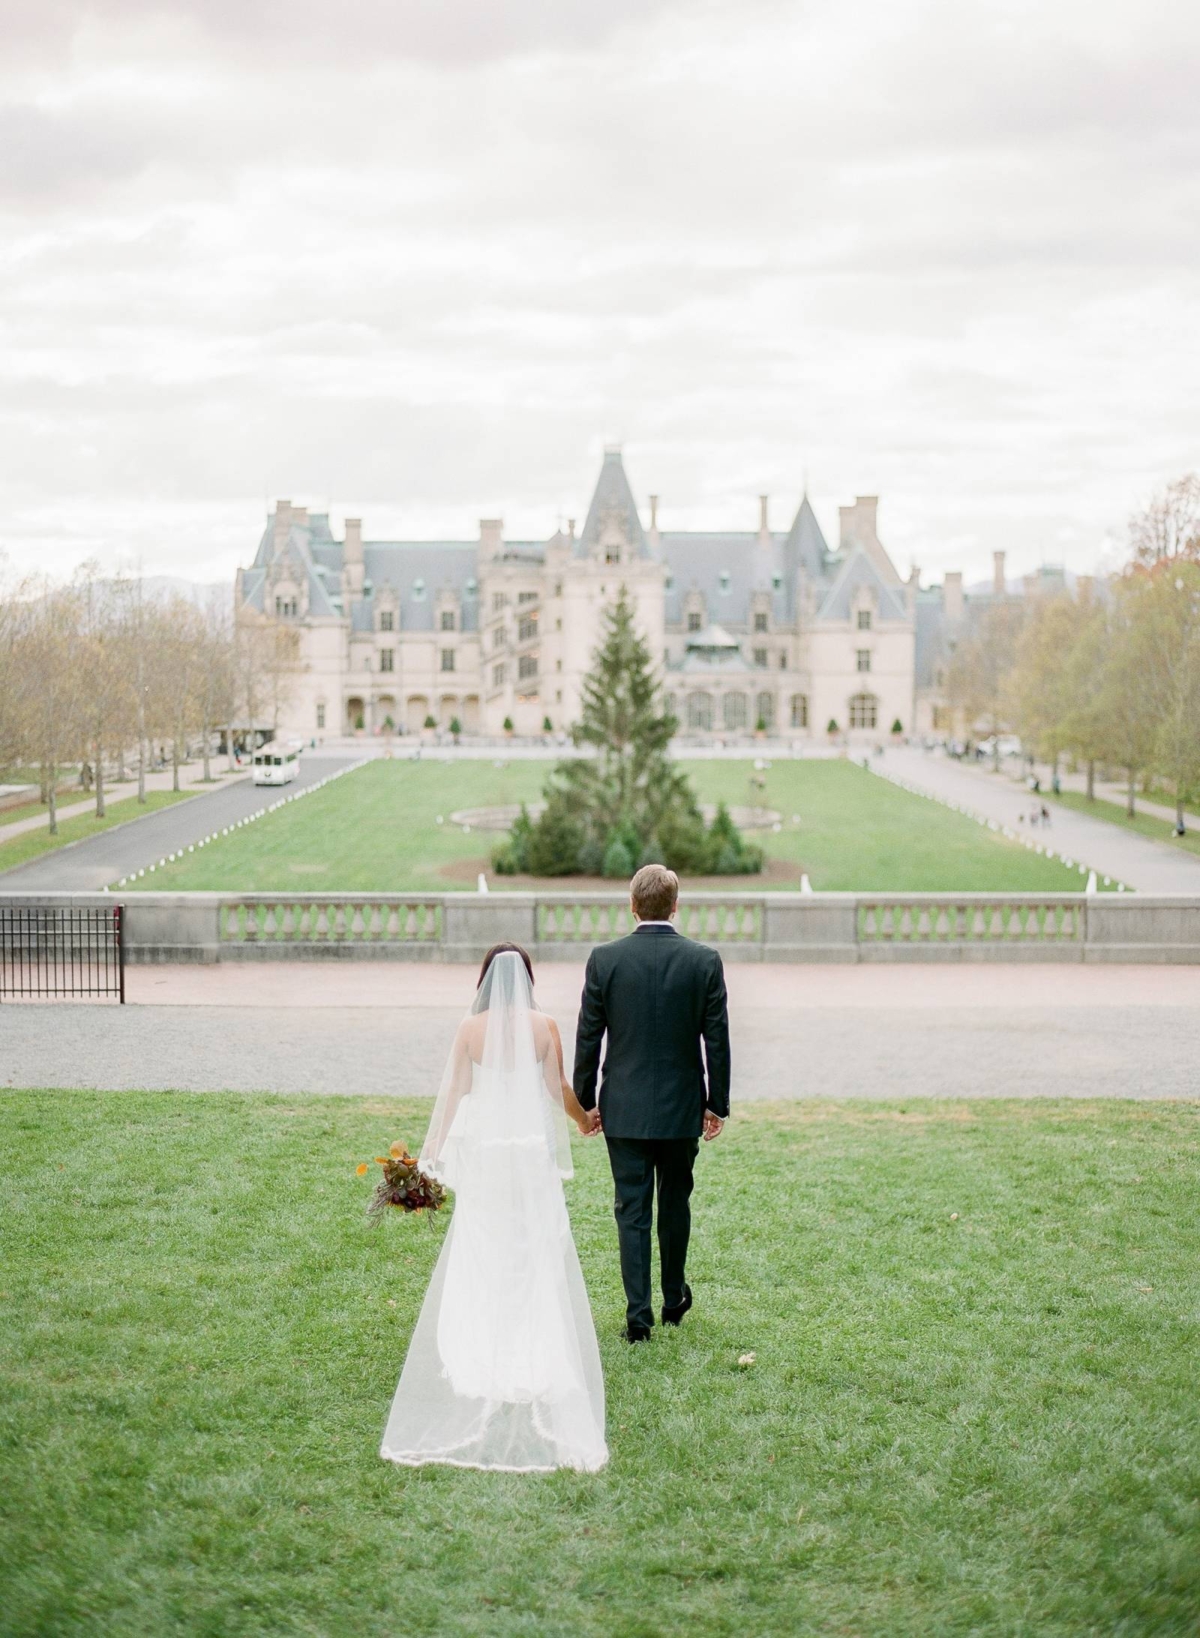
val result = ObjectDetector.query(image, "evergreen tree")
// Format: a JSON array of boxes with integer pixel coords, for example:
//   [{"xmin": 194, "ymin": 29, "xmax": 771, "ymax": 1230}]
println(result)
[{"xmin": 493, "ymin": 587, "xmax": 762, "ymax": 876}]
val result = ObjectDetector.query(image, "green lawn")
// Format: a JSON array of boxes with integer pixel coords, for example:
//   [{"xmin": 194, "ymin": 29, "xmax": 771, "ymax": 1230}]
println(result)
[
  {"xmin": 125, "ymin": 758, "xmax": 1090, "ymax": 894},
  {"xmin": 1, "ymin": 1092, "xmax": 1196, "ymax": 1637},
  {"xmin": 1048, "ymin": 790, "xmax": 1200, "ymax": 859},
  {"xmin": 0, "ymin": 789, "xmax": 197, "ymax": 872}
]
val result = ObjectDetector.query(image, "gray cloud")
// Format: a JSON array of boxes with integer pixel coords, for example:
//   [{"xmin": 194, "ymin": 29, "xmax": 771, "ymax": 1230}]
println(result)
[{"xmin": 0, "ymin": 0, "xmax": 1198, "ymax": 584}]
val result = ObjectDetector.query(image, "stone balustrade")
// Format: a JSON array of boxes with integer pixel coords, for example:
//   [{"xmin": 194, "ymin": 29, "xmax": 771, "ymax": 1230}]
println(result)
[{"xmin": 1, "ymin": 891, "xmax": 1198, "ymax": 965}]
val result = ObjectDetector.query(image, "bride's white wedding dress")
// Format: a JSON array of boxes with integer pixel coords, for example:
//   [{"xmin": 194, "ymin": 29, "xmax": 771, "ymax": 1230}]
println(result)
[{"xmin": 380, "ymin": 953, "xmax": 608, "ymax": 1473}]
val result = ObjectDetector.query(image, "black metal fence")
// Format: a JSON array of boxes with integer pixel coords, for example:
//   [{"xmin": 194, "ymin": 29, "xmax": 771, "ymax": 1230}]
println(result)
[{"xmin": 0, "ymin": 904, "xmax": 125, "ymax": 1002}]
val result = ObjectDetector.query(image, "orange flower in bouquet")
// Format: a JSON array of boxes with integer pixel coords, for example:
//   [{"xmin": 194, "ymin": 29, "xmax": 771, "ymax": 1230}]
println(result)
[{"xmin": 357, "ymin": 1140, "xmax": 446, "ymax": 1220}]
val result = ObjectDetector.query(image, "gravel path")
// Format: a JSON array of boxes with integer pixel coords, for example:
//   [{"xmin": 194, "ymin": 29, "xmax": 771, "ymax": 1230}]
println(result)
[
  {"xmin": 5, "ymin": 963, "xmax": 1197, "ymax": 1102},
  {"xmin": 0, "ymin": 755, "xmax": 360, "ymax": 891}
]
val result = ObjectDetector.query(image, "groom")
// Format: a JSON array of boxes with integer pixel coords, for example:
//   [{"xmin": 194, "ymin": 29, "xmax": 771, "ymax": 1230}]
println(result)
[{"xmin": 574, "ymin": 863, "xmax": 731, "ymax": 1342}]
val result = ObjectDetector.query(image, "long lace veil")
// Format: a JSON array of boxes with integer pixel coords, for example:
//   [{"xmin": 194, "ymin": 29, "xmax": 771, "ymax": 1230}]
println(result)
[
  {"xmin": 381, "ymin": 950, "xmax": 608, "ymax": 1473},
  {"xmin": 419, "ymin": 950, "xmax": 573, "ymax": 1187}
]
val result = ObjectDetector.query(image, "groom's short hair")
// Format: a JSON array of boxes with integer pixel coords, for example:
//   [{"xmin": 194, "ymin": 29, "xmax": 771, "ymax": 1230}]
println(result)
[{"xmin": 630, "ymin": 864, "xmax": 679, "ymax": 921}]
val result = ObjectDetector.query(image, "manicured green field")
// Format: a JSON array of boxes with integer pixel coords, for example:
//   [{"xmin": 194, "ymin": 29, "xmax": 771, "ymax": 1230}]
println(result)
[
  {"xmin": 1, "ymin": 1092, "xmax": 1196, "ymax": 1637},
  {"xmin": 1048, "ymin": 790, "xmax": 1200, "ymax": 858},
  {"xmin": 126, "ymin": 758, "xmax": 1090, "ymax": 893},
  {"xmin": 0, "ymin": 789, "xmax": 196, "ymax": 872}
]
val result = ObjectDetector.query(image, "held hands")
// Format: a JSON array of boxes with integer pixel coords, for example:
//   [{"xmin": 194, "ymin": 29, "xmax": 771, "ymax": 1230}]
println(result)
[
  {"xmin": 576, "ymin": 1108, "xmax": 603, "ymax": 1137},
  {"xmin": 702, "ymin": 1110, "xmax": 725, "ymax": 1142}
]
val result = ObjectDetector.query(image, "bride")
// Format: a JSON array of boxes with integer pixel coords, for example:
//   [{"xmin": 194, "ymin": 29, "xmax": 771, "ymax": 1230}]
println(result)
[{"xmin": 380, "ymin": 943, "xmax": 609, "ymax": 1473}]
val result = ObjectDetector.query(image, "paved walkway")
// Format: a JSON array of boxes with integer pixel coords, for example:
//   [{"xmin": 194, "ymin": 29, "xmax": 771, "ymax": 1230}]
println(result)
[
  {"xmin": 883, "ymin": 747, "xmax": 1200, "ymax": 894},
  {"xmin": 0, "ymin": 761, "xmax": 247, "ymax": 846},
  {"xmin": 4, "ymin": 963, "xmax": 1197, "ymax": 1102},
  {"xmin": 0, "ymin": 754, "xmax": 360, "ymax": 891}
]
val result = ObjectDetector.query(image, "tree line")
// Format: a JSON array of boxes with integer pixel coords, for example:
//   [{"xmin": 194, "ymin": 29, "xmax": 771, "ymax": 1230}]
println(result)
[
  {"xmin": 946, "ymin": 474, "xmax": 1200, "ymax": 830},
  {"xmin": 0, "ymin": 565, "xmax": 297, "ymax": 833}
]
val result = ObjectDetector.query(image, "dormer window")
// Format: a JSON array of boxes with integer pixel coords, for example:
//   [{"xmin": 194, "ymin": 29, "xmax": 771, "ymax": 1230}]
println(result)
[
  {"xmin": 753, "ymin": 612, "xmax": 768, "ymax": 633},
  {"xmin": 719, "ymin": 570, "xmax": 731, "ymax": 594},
  {"xmin": 687, "ymin": 611, "xmax": 702, "ymax": 633},
  {"xmin": 379, "ymin": 610, "xmax": 394, "ymax": 632},
  {"xmin": 412, "ymin": 578, "xmax": 426, "ymax": 600},
  {"xmin": 606, "ymin": 548, "xmax": 621, "ymax": 565},
  {"xmin": 440, "ymin": 610, "xmax": 456, "ymax": 631},
  {"xmin": 772, "ymin": 572, "xmax": 782, "ymax": 591},
  {"xmin": 466, "ymin": 578, "xmax": 478, "ymax": 596},
  {"xmin": 857, "ymin": 609, "xmax": 872, "ymax": 630}
]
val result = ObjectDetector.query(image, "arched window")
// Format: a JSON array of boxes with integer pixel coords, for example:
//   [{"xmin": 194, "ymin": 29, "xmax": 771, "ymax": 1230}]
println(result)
[
  {"xmin": 686, "ymin": 692, "xmax": 713, "ymax": 731},
  {"xmin": 790, "ymin": 694, "xmax": 808, "ymax": 729},
  {"xmin": 849, "ymin": 693, "xmax": 878, "ymax": 729},
  {"xmin": 755, "ymin": 692, "xmax": 776, "ymax": 730},
  {"xmin": 723, "ymin": 692, "xmax": 748, "ymax": 731}
]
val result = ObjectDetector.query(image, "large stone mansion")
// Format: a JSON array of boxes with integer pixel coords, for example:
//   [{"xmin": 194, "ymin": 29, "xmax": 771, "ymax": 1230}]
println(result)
[{"xmin": 237, "ymin": 448, "xmax": 941, "ymax": 743}]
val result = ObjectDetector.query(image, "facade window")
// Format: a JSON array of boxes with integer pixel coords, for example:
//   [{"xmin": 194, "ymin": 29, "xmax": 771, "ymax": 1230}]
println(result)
[
  {"xmin": 687, "ymin": 611, "xmax": 703, "ymax": 633},
  {"xmin": 719, "ymin": 571, "xmax": 731, "ymax": 593},
  {"xmin": 556, "ymin": 659, "xmax": 562, "ymax": 672},
  {"xmin": 379, "ymin": 649, "xmax": 395, "ymax": 672},
  {"xmin": 753, "ymin": 612, "xmax": 768, "ymax": 633},
  {"xmin": 518, "ymin": 615, "xmax": 538, "ymax": 642},
  {"xmin": 412, "ymin": 578, "xmax": 426, "ymax": 600},
  {"xmin": 850, "ymin": 693, "xmax": 878, "ymax": 729},
  {"xmin": 686, "ymin": 692, "xmax": 713, "ymax": 731},
  {"xmin": 492, "ymin": 592, "xmax": 506, "ymax": 612},
  {"xmin": 518, "ymin": 654, "xmax": 538, "ymax": 681},
  {"xmin": 779, "ymin": 651, "xmax": 787, "ymax": 670},
  {"xmin": 440, "ymin": 649, "xmax": 456, "ymax": 672},
  {"xmin": 440, "ymin": 610, "xmax": 455, "ymax": 631},
  {"xmin": 932, "ymin": 705, "xmax": 950, "ymax": 731},
  {"xmin": 492, "ymin": 663, "xmax": 505, "ymax": 686},
  {"xmin": 856, "ymin": 649, "xmax": 872, "ymax": 673},
  {"xmin": 379, "ymin": 610, "xmax": 394, "ymax": 631},
  {"xmin": 316, "ymin": 703, "xmax": 326, "ymax": 729},
  {"xmin": 518, "ymin": 590, "xmax": 538, "ymax": 604},
  {"xmin": 756, "ymin": 692, "xmax": 776, "ymax": 730},
  {"xmin": 493, "ymin": 628, "xmax": 505, "ymax": 650},
  {"xmin": 753, "ymin": 647, "xmax": 768, "ymax": 668},
  {"xmin": 790, "ymin": 694, "xmax": 808, "ymax": 729},
  {"xmin": 723, "ymin": 692, "xmax": 748, "ymax": 731},
  {"xmin": 556, "ymin": 690, "xmax": 562, "ymax": 703},
  {"xmin": 857, "ymin": 609, "xmax": 872, "ymax": 630},
  {"xmin": 275, "ymin": 596, "xmax": 298, "ymax": 617}
]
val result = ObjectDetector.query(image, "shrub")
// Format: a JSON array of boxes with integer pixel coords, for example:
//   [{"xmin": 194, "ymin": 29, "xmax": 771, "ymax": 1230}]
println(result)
[
  {"xmin": 503, "ymin": 716, "xmax": 514, "ymax": 733},
  {"xmin": 423, "ymin": 715, "xmax": 436, "ymax": 729},
  {"xmin": 755, "ymin": 716, "xmax": 767, "ymax": 732},
  {"xmin": 491, "ymin": 805, "xmax": 534, "ymax": 875},
  {"xmin": 526, "ymin": 804, "xmax": 584, "ymax": 876},
  {"xmin": 354, "ymin": 714, "xmax": 365, "ymax": 731},
  {"xmin": 450, "ymin": 717, "xmax": 462, "ymax": 736},
  {"xmin": 601, "ymin": 837, "xmax": 635, "ymax": 879},
  {"xmin": 891, "ymin": 717, "xmax": 903, "ymax": 734},
  {"xmin": 826, "ymin": 718, "xmax": 839, "ymax": 734},
  {"xmin": 542, "ymin": 716, "xmax": 553, "ymax": 733}
]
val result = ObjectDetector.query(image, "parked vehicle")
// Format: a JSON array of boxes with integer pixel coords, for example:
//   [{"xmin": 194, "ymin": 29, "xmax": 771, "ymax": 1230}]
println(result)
[{"xmin": 252, "ymin": 745, "xmax": 300, "ymax": 786}]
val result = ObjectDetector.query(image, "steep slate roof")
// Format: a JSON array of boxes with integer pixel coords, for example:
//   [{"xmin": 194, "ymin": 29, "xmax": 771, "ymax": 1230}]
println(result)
[
  {"xmin": 577, "ymin": 448, "xmax": 648, "ymax": 559},
  {"xmin": 361, "ymin": 542, "xmax": 480, "ymax": 632},
  {"xmin": 781, "ymin": 493, "xmax": 830, "ymax": 587},
  {"xmin": 815, "ymin": 547, "xmax": 908, "ymax": 623},
  {"xmin": 662, "ymin": 533, "xmax": 790, "ymax": 626}
]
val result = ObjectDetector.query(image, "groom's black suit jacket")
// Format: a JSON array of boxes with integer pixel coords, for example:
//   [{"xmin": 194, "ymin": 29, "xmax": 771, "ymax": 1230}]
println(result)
[{"xmin": 574, "ymin": 924, "xmax": 731, "ymax": 1140}]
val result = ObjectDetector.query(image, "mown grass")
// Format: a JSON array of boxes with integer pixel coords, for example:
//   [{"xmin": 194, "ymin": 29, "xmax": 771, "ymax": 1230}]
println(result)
[
  {"xmin": 2, "ymin": 1092, "xmax": 1197, "ymax": 1637},
  {"xmin": 123, "ymin": 758, "xmax": 1089, "ymax": 894},
  {"xmin": 1048, "ymin": 789, "xmax": 1200, "ymax": 858},
  {"xmin": 0, "ymin": 789, "xmax": 197, "ymax": 873}
]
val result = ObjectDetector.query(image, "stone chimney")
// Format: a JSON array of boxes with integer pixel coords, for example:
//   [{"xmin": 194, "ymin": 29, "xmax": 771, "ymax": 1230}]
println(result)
[
  {"xmin": 839, "ymin": 496, "xmax": 879, "ymax": 550},
  {"xmin": 342, "ymin": 518, "xmax": 364, "ymax": 599},
  {"xmin": 944, "ymin": 571, "xmax": 964, "ymax": 622},
  {"xmin": 567, "ymin": 518, "xmax": 576, "ymax": 541},
  {"xmin": 649, "ymin": 495, "xmax": 659, "ymax": 530},
  {"xmin": 480, "ymin": 518, "xmax": 504, "ymax": 558},
  {"xmin": 292, "ymin": 504, "xmax": 308, "ymax": 528},
  {"xmin": 272, "ymin": 499, "xmax": 292, "ymax": 554},
  {"xmin": 759, "ymin": 495, "xmax": 770, "ymax": 537},
  {"xmin": 993, "ymin": 550, "xmax": 1006, "ymax": 596}
]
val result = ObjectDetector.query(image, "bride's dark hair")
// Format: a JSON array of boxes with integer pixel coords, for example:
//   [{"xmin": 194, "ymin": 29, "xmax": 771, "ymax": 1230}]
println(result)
[{"xmin": 478, "ymin": 942, "xmax": 534, "ymax": 992}]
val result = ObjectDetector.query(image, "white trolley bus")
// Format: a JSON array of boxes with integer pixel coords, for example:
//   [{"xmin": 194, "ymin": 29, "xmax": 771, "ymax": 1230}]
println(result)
[{"xmin": 252, "ymin": 744, "xmax": 301, "ymax": 786}]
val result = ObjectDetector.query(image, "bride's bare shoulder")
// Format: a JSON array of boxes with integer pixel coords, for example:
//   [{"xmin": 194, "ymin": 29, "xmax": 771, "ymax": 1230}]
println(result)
[{"xmin": 528, "ymin": 1010, "xmax": 561, "ymax": 1048}]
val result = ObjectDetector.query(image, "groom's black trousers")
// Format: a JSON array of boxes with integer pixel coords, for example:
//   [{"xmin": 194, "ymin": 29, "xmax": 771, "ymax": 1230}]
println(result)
[{"xmin": 605, "ymin": 1137, "xmax": 699, "ymax": 1331}]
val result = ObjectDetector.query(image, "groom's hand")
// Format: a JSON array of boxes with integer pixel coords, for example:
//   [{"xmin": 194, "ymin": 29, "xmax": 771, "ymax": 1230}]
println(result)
[
  {"xmin": 579, "ymin": 1108, "xmax": 602, "ymax": 1136},
  {"xmin": 702, "ymin": 1111, "xmax": 724, "ymax": 1142}
]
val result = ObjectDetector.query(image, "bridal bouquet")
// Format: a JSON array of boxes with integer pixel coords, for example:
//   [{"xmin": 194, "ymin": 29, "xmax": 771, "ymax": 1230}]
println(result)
[{"xmin": 357, "ymin": 1142, "xmax": 447, "ymax": 1220}]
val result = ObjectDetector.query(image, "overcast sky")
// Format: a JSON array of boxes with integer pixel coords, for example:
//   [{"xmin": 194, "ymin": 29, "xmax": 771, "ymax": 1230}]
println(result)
[{"xmin": 2, "ymin": 0, "xmax": 1198, "ymax": 588}]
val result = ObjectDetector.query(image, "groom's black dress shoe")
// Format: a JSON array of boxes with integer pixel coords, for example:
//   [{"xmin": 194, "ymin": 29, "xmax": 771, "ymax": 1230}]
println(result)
[
  {"xmin": 661, "ymin": 1284, "xmax": 693, "ymax": 1327},
  {"xmin": 622, "ymin": 1324, "xmax": 652, "ymax": 1344}
]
